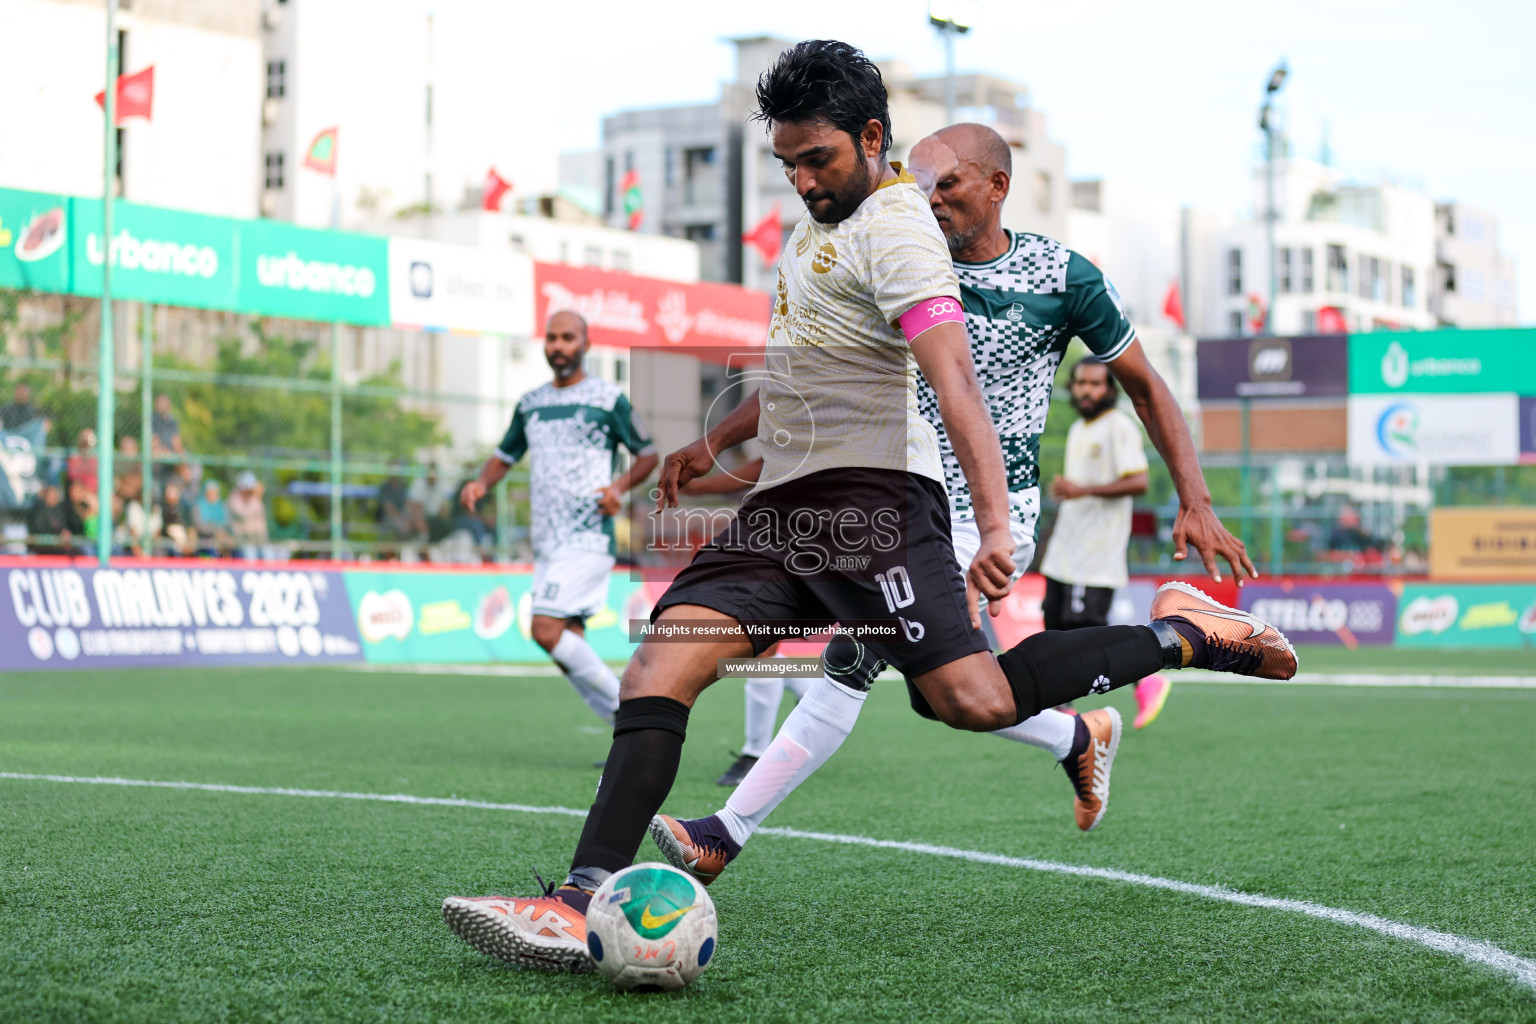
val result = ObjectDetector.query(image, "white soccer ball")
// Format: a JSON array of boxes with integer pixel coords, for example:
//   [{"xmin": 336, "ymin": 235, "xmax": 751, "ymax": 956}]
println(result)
[{"xmin": 586, "ymin": 862, "xmax": 718, "ymax": 991}]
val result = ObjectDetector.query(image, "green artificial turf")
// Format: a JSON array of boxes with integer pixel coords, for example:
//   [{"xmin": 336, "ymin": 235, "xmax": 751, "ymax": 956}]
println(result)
[{"xmin": 2, "ymin": 661, "xmax": 1534, "ymax": 1023}]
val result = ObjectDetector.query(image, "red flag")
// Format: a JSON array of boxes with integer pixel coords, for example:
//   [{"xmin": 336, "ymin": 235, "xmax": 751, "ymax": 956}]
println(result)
[
  {"xmin": 303, "ymin": 127, "xmax": 339, "ymax": 176},
  {"xmin": 482, "ymin": 167, "xmax": 512, "ymax": 211},
  {"xmin": 94, "ymin": 65, "xmax": 154, "ymax": 123},
  {"xmin": 1316, "ymin": 306, "xmax": 1348, "ymax": 334},
  {"xmin": 1161, "ymin": 279, "xmax": 1185, "ymax": 329},
  {"xmin": 742, "ymin": 205, "xmax": 782, "ymax": 267}
]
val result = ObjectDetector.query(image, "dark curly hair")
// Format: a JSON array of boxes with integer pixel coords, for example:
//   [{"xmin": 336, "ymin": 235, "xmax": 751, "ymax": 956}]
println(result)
[{"xmin": 751, "ymin": 39, "xmax": 891, "ymax": 156}]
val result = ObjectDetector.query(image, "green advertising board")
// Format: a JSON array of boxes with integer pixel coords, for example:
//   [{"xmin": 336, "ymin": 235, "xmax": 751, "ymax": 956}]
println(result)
[
  {"xmin": 1396, "ymin": 582, "xmax": 1536, "ymax": 648},
  {"xmin": 342, "ymin": 570, "xmax": 648, "ymax": 664},
  {"xmin": 1350, "ymin": 329, "xmax": 1536, "ymax": 395},
  {"xmin": 236, "ymin": 219, "xmax": 390, "ymax": 325},
  {"xmin": 0, "ymin": 189, "xmax": 73, "ymax": 294},
  {"xmin": 71, "ymin": 195, "xmax": 240, "ymax": 311},
  {"xmin": 0, "ymin": 186, "xmax": 390, "ymax": 327}
]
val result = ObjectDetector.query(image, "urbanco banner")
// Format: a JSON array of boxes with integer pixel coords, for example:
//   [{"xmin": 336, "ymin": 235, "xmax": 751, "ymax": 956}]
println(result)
[
  {"xmin": 0, "ymin": 564, "xmax": 362, "ymax": 670},
  {"xmin": 237, "ymin": 219, "xmax": 390, "ymax": 325},
  {"xmin": 1349, "ymin": 329, "xmax": 1536, "ymax": 396}
]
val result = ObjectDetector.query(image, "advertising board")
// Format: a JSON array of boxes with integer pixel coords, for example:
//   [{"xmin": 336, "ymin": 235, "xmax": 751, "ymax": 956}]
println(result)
[
  {"xmin": 0, "ymin": 188, "xmax": 73, "ymax": 294},
  {"xmin": 341, "ymin": 570, "xmax": 659, "ymax": 664},
  {"xmin": 1396, "ymin": 583, "xmax": 1536, "ymax": 648},
  {"xmin": 533, "ymin": 262, "xmax": 770, "ymax": 352},
  {"xmin": 72, "ymin": 195, "xmax": 241, "ymax": 311},
  {"xmin": 1349, "ymin": 329, "xmax": 1536, "ymax": 395},
  {"xmin": 1346, "ymin": 393, "xmax": 1519, "ymax": 466},
  {"xmin": 1240, "ymin": 582, "xmax": 1396, "ymax": 647},
  {"xmin": 1196, "ymin": 335, "xmax": 1349, "ymax": 400},
  {"xmin": 1429, "ymin": 508, "xmax": 1536, "ymax": 580},
  {"xmin": 0, "ymin": 565, "xmax": 362, "ymax": 670},
  {"xmin": 388, "ymin": 238, "xmax": 533, "ymax": 335},
  {"xmin": 237, "ymin": 219, "xmax": 390, "ymax": 325}
]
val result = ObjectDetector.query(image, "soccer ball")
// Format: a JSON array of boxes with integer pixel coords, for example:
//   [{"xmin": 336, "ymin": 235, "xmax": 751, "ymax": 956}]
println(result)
[{"xmin": 586, "ymin": 862, "xmax": 718, "ymax": 991}]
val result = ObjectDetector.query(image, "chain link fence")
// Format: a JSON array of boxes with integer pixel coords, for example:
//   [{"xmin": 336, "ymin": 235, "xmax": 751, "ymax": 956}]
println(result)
[
  {"xmin": 3, "ymin": 286, "xmax": 1531, "ymax": 574},
  {"xmin": 0, "ymin": 288, "xmax": 533, "ymax": 564}
]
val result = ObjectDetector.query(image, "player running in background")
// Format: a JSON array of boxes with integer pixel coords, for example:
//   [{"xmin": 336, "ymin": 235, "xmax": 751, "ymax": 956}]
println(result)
[
  {"xmin": 1042, "ymin": 356, "xmax": 1172, "ymax": 730},
  {"xmin": 650, "ymin": 120, "xmax": 1274, "ymax": 883},
  {"xmin": 459, "ymin": 310, "xmax": 657, "ymax": 725},
  {"xmin": 442, "ymin": 42, "xmax": 1294, "ymax": 972}
]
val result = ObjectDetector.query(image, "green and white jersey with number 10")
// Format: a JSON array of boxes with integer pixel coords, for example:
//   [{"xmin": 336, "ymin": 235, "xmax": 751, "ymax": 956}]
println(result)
[
  {"xmin": 915, "ymin": 230, "xmax": 1137, "ymax": 534},
  {"xmin": 495, "ymin": 375, "xmax": 656, "ymax": 560}
]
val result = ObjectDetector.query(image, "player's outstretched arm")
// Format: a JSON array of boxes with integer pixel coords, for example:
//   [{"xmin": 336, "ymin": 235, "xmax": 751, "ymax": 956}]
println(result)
[
  {"xmin": 1109, "ymin": 340, "xmax": 1257, "ymax": 585},
  {"xmin": 656, "ymin": 391, "xmax": 762, "ymax": 510},
  {"xmin": 909, "ymin": 321, "xmax": 1015, "ymax": 625}
]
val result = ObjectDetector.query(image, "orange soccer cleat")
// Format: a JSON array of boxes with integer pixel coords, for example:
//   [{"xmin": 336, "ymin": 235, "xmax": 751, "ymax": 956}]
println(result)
[
  {"xmin": 1061, "ymin": 707, "xmax": 1122, "ymax": 832},
  {"xmin": 649, "ymin": 814, "xmax": 741, "ymax": 887},
  {"xmin": 1151, "ymin": 582, "xmax": 1298, "ymax": 680},
  {"xmin": 441, "ymin": 889, "xmax": 595, "ymax": 972}
]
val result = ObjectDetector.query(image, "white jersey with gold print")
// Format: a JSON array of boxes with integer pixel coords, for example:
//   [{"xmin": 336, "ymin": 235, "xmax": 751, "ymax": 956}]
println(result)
[
  {"xmin": 1040, "ymin": 407, "xmax": 1149, "ymax": 589},
  {"xmin": 755, "ymin": 165, "xmax": 959, "ymax": 492}
]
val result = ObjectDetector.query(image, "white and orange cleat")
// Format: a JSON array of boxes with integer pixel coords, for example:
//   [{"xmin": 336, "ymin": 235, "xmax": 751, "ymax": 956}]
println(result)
[
  {"xmin": 1151, "ymin": 581, "xmax": 1298, "ymax": 680},
  {"xmin": 441, "ymin": 890, "xmax": 595, "ymax": 972},
  {"xmin": 1061, "ymin": 707, "xmax": 1121, "ymax": 832}
]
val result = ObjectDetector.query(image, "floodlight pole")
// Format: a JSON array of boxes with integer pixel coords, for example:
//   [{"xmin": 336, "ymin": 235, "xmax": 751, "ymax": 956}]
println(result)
[
  {"xmin": 97, "ymin": 0, "xmax": 120, "ymax": 566},
  {"xmin": 1259, "ymin": 61, "xmax": 1287, "ymax": 337},
  {"xmin": 928, "ymin": 6, "xmax": 971, "ymax": 125}
]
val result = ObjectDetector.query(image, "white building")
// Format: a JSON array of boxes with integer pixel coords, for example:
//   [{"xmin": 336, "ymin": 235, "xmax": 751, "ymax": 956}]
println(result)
[
  {"xmin": 563, "ymin": 36, "xmax": 1070, "ymax": 295},
  {"xmin": 0, "ymin": 0, "xmax": 263, "ymax": 218},
  {"xmin": 1433, "ymin": 202, "xmax": 1519, "ymax": 326}
]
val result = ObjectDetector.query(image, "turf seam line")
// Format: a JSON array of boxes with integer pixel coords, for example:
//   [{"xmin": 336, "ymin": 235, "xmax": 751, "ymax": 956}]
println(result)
[
  {"xmin": 341, "ymin": 664, "xmax": 1536, "ymax": 688},
  {"xmin": 5, "ymin": 770, "xmax": 1533, "ymax": 995}
]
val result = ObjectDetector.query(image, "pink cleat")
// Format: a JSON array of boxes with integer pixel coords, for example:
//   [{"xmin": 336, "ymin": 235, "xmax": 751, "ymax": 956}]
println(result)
[{"xmin": 1133, "ymin": 674, "xmax": 1171, "ymax": 729}]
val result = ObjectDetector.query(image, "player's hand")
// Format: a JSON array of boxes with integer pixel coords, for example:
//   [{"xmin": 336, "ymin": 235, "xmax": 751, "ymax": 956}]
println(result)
[
  {"xmin": 656, "ymin": 439, "xmax": 715, "ymax": 511},
  {"xmin": 908, "ymin": 136, "xmax": 960, "ymax": 198},
  {"xmin": 459, "ymin": 479, "xmax": 486, "ymax": 513},
  {"xmin": 595, "ymin": 484, "xmax": 622, "ymax": 517},
  {"xmin": 1171, "ymin": 502, "xmax": 1258, "ymax": 586},
  {"xmin": 1049, "ymin": 476, "xmax": 1086, "ymax": 501},
  {"xmin": 964, "ymin": 528, "xmax": 1017, "ymax": 630}
]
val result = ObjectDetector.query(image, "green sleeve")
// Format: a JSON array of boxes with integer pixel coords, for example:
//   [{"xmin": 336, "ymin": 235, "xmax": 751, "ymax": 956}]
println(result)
[
  {"xmin": 611, "ymin": 393, "xmax": 657, "ymax": 457},
  {"xmin": 1066, "ymin": 252, "xmax": 1137, "ymax": 361},
  {"xmin": 494, "ymin": 402, "xmax": 528, "ymax": 464}
]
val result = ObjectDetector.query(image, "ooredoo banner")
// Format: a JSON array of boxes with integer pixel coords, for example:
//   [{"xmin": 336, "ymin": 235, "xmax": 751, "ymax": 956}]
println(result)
[
  {"xmin": 1347, "ymin": 393, "xmax": 1520, "ymax": 466},
  {"xmin": 1240, "ymin": 582, "xmax": 1396, "ymax": 646},
  {"xmin": 534, "ymin": 262, "xmax": 770, "ymax": 351},
  {"xmin": 0, "ymin": 565, "xmax": 363, "ymax": 670}
]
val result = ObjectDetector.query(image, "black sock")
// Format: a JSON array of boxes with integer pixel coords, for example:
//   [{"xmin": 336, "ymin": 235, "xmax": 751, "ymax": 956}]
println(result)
[
  {"xmin": 568, "ymin": 696, "xmax": 690, "ymax": 879},
  {"xmin": 997, "ymin": 625, "xmax": 1166, "ymax": 724}
]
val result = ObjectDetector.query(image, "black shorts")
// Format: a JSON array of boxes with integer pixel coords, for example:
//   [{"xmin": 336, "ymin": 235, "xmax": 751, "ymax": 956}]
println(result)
[
  {"xmin": 1041, "ymin": 576, "xmax": 1115, "ymax": 631},
  {"xmin": 653, "ymin": 467, "xmax": 989, "ymax": 678}
]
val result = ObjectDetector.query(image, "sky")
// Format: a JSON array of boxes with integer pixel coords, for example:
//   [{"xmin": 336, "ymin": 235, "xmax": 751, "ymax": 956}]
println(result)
[{"xmin": 450, "ymin": 0, "xmax": 1535, "ymax": 320}]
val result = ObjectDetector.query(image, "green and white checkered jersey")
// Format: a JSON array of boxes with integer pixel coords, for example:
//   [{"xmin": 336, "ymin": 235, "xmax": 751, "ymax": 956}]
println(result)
[
  {"xmin": 915, "ymin": 230, "xmax": 1137, "ymax": 523},
  {"xmin": 495, "ymin": 376, "xmax": 655, "ymax": 559}
]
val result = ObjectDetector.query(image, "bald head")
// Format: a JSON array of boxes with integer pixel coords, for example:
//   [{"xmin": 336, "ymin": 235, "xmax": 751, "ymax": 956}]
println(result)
[
  {"xmin": 544, "ymin": 309, "xmax": 590, "ymax": 383},
  {"xmin": 934, "ymin": 123, "xmax": 1012, "ymax": 179}
]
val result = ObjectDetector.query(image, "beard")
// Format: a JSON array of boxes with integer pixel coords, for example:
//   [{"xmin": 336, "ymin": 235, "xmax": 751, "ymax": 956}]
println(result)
[
  {"xmin": 1074, "ymin": 392, "xmax": 1119, "ymax": 419},
  {"xmin": 548, "ymin": 355, "xmax": 582, "ymax": 380},
  {"xmin": 804, "ymin": 156, "xmax": 874, "ymax": 225},
  {"xmin": 940, "ymin": 215, "xmax": 985, "ymax": 255}
]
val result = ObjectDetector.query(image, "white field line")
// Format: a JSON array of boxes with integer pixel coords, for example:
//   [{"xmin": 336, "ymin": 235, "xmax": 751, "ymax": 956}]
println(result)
[
  {"xmin": 3, "ymin": 770, "xmax": 1533, "ymax": 994},
  {"xmin": 347, "ymin": 662, "xmax": 1536, "ymax": 690}
]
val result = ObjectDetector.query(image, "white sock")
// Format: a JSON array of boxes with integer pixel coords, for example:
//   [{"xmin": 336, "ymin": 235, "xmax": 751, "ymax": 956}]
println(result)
[
  {"xmin": 741, "ymin": 657, "xmax": 788, "ymax": 758},
  {"xmin": 718, "ymin": 673, "xmax": 867, "ymax": 847},
  {"xmin": 549, "ymin": 630, "xmax": 621, "ymax": 723},
  {"xmin": 991, "ymin": 707, "xmax": 1078, "ymax": 761}
]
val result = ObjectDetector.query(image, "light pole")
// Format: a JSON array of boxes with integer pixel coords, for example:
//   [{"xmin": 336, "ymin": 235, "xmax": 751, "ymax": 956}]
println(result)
[
  {"xmin": 1258, "ymin": 60, "xmax": 1287, "ymax": 336},
  {"xmin": 928, "ymin": 1, "xmax": 976, "ymax": 124}
]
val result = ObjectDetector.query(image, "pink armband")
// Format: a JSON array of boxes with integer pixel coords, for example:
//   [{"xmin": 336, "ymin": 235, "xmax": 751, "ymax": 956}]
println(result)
[{"xmin": 898, "ymin": 296, "xmax": 966, "ymax": 342}]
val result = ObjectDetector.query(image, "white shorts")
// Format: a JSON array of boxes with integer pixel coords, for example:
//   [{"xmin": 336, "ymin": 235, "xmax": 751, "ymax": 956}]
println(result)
[
  {"xmin": 949, "ymin": 518, "xmax": 1036, "ymax": 607},
  {"xmin": 531, "ymin": 549, "xmax": 616, "ymax": 621}
]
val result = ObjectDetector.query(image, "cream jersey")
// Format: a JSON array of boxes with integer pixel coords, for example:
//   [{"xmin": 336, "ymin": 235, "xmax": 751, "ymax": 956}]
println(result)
[
  {"xmin": 756, "ymin": 165, "xmax": 958, "ymax": 492},
  {"xmin": 1039, "ymin": 407, "xmax": 1148, "ymax": 589}
]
